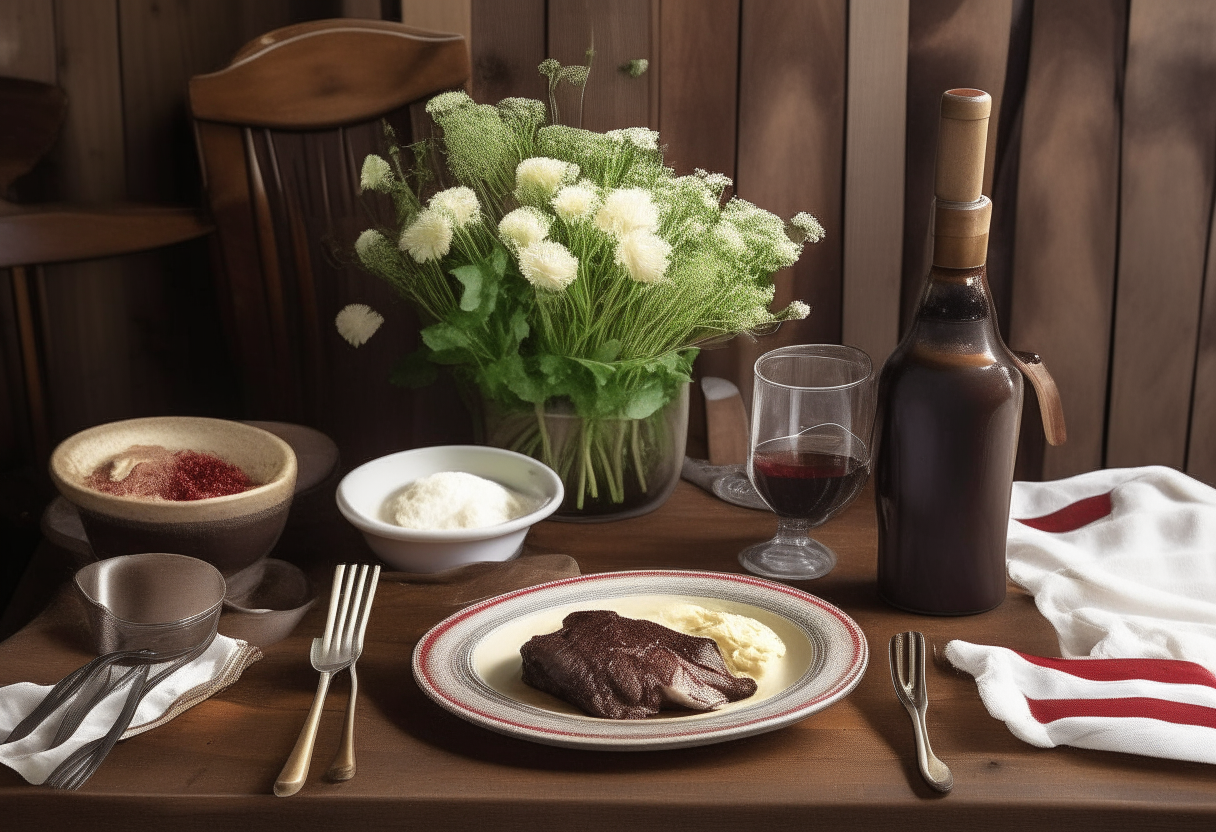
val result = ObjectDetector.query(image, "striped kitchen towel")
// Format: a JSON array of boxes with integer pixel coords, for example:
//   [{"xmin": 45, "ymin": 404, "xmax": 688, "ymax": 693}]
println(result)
[
  {"xmin": 945, "ymin": 643, "xmax": 1216, "ymax": 764},
  {"xmin": 947, "ymin": 466, "xmax": 1216, "ymax": 763}
]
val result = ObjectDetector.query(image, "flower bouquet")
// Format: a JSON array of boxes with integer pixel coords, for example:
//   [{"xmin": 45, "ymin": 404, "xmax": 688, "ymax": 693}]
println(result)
[{"xmin": 349, "ymin": 85, "xmax": 821, "ymax": 519}]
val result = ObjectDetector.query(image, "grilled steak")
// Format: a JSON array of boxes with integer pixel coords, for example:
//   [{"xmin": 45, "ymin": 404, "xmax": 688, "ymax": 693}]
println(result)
[{"xmin": 520, "ymin": 609, "xmax": 759, "ymax": 719}]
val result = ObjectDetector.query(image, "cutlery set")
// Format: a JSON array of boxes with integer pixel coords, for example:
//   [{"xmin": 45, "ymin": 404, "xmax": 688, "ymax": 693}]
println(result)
[{"xmin": 275, "ymin": 563, "xmax": 380, "ymax": 797}]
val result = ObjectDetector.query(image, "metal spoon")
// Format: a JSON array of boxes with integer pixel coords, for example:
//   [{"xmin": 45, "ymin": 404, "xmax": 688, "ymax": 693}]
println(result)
[{"xmin": 889, "ymin": 631, "xmax": 953, "ymax": 793}]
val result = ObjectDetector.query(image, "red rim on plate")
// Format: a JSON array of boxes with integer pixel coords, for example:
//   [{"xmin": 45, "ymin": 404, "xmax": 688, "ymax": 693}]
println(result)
[{"xmin": 411, "ymin": 570, "xmax": 868, "ymax": 750}]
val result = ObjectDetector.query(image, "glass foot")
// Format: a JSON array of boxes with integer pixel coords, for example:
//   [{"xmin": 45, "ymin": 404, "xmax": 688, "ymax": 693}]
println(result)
[{"xmin": 738, "ymin": 534, "xmax": 837, "ymax": 580}]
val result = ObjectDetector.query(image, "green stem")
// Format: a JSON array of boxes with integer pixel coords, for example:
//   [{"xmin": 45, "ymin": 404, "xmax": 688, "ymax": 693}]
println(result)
[
  {"xmin": 535, "ymin": 402, "xmax": 553, "ymax": 467},
  {"xmin": 594, "ymin": 433, "xmax": 622, "ymax": 504},
  {"xmin": 582, "ymin": 421, "xmax": 599, "ymax": 501},
  {"xmin": 631, "ymin": 420, "xmax": 648, "ymax": 493}
]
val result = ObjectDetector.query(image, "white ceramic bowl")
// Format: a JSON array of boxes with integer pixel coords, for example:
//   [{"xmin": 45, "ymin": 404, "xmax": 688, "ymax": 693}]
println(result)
[{"xmin": 336, "ymin": 445, "xmax": 563, "ymax": 573}]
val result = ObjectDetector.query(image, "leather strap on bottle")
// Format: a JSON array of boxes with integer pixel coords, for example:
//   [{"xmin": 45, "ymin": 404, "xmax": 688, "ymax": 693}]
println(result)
[{"xmin": 1011, "ymin": 351, "xmax": 1067, "ymax": 446}]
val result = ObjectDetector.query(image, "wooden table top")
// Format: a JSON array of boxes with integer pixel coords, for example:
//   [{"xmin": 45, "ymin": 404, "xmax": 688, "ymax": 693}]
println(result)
[{"xmin": 2, "ymin": 481, "xmax": 1214, "ymax": 831}]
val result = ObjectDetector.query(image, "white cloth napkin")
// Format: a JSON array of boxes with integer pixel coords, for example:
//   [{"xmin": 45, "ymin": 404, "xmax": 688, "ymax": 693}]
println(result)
[
  {"xmin": 946, "ymin": 465, "xmax": 1216, "ymax": 764},
  {"xmin": 0, "ymin": 634, "xmax": 260, "ymax": 785}
]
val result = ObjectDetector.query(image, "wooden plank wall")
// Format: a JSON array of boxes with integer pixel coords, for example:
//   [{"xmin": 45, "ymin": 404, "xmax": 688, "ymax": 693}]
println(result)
[
  {"xmin": 0, "ymin": 1, "xmax": 347, "ymax": 475},
  {"xmin": 4, "ymin": 0, "xmax": 1216, "ymax": 487}
]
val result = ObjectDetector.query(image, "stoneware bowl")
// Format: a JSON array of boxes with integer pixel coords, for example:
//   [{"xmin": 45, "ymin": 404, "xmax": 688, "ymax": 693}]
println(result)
[
  {"xmin": 50, "ymin": 416, "xmax": 297, "ymax": 575},
  {"xmin": 337, "ymin": 445, "xmax": 563, "ymax": 573},
  {"xmin": 74, "ymin": 552, "xmax": 227, "ymax": 655}
]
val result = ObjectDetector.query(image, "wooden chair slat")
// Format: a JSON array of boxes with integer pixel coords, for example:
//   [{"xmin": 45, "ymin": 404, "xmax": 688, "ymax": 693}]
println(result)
[
  {"xmin": 189, "ymin": 22, "xmax": 469, "ymax": 129},
  {"xmin": 0, "ymin": 204, "xmax": 211, "ymax": 268}
]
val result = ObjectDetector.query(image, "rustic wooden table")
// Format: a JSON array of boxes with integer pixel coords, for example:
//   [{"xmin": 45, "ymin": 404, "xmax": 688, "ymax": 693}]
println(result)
[{"xmin": 2, "ymin": 481, "xmax": 1213, "ymax": 830}]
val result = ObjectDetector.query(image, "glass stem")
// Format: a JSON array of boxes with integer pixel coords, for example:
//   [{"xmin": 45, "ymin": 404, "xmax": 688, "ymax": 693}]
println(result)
[{"xmin": 774, "ymin": 517, "xmax": 810, "ymax": 544}]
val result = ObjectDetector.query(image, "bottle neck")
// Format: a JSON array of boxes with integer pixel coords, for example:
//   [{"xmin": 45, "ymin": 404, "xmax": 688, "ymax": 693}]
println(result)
[{"xmin": 915, "ymin": 266, "xmax": 994, "ymax": 323}]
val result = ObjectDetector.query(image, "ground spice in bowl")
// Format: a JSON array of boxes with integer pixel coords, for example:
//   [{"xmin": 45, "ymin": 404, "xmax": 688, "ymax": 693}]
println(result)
[{"xmin": 84, "ymin": 444, "xmax": 254, "ymax": 501}]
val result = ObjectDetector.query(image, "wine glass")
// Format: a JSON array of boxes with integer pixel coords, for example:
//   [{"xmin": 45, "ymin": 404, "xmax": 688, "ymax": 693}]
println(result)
[{"xmin": 739, "ymin": 345, "xmax": 875, "ymax": 580}]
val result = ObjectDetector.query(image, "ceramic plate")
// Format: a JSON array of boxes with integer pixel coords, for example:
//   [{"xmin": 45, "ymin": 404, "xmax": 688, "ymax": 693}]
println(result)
[{"xmin": 412, "ymin": 570, "xmax": 868, "ymax": 750}]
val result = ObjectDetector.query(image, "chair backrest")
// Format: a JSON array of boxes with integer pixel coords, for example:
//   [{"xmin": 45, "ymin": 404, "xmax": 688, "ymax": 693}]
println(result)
[{"xmin": 189, "ymin": 19, "xmax": 473, "ymax": 467}]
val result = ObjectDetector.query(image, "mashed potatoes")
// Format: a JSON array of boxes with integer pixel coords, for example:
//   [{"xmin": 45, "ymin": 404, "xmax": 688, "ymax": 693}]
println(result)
[
  {"xmin": 386, "ymin": 471, "xmax": 541, "ymax": 530},
  {"xmin": 655, "ymin": 603, "xmax": 786, "ymax": 680}
]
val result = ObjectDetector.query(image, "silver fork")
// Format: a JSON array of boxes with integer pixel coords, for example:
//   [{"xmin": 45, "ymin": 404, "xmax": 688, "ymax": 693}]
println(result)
[
  {"xmin": 325, "ymin": 563, "xmax": 379, "ymax": 781},
  {"xmin": 889, "ymin": 631, "xmax": 953, "ymax": 793},
  {"xmin": 274, "ymin": 563, "xmax": 378, "ymax": 797}
]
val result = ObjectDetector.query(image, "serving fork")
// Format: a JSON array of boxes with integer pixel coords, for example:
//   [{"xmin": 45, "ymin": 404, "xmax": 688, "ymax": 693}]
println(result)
[
  {"xmin": 274, "ymin": 563, "xmax": 380, "ymax": 797},
  {"xmin": 889, "ymin": 631, "xmax": 953, "ymax": 793}
]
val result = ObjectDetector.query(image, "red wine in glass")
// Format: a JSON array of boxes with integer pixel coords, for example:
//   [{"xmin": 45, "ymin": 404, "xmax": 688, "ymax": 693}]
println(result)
[{"xmin": 751, "ymin": 436, "xmax": 869, "ymax": 523}]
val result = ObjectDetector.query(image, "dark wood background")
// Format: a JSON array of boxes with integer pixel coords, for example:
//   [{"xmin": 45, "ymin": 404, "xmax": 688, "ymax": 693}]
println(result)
[{"xmin": 3, "ymin": 0, "xmax": 1216, "ymax": 600}]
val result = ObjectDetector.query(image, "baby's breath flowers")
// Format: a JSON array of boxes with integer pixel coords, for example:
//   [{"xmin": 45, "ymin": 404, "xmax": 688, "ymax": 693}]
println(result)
[
  {"xmin": 399, "ymin": 209, "xmax": 453, "ymax": 263},
  {"xmin": 595, "ymin": 188, "xmax": 659, "ymax": 237},
  {"xmin": 614, "ymin": 230, "xmax": 671, "ymax": 284},
  {"xmin": 430, "ymin": 186, "xmax": 480, "ymax": 227},
  {"xmin": 350, "ymin": 68, "xmax": 823, "ymax": 510},
  {"xmin": 499, "ymin": 206, "xmax": 552, "ymax": 251},
  {"xmin": 335, "ymin": 304, "xmax": 384, "ymax": 347},
  {"xmin": 552, "ymin": 183, "xmax": 600, "ymax": 222},
  {"xmin": 360, "ymin": 155, "xmax": 393, "ymax": 193},
  {"xmin": 514, "ymin": 157, "xmax": 579, "ymax": 206},
  {"xmin": 519, "ymin": 240, "xmax": 579, "ymax": 291}
]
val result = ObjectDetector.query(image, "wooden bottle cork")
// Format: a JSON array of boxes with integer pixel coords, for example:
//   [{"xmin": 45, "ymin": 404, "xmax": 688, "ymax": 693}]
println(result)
[
  {"xmin": 934, "ymin": 88, "xmax": 991, "ymax": 203},
  {"xmin": 932, "ymin": 88, "xmax": 993, "ymax": 268}
]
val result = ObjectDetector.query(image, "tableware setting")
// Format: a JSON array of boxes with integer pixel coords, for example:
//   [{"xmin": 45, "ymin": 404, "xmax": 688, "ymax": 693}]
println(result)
[
  {"xmin": 47, "ymin": 416, "xmax": 297, "ymax": 574},
  {"xmin": 36, "ymin": 418, "xmax": 329, "ymax": 648},
  {"xmin": 889, "ymin": 631, "xmax": 952, "ymax": 793},
  {"xmin": 738, "ymin": 344, "xmax": 875, "ymax": 580},
  {"xmin": 412, "ymin": 570, "xmax": 867, "ymax": 751},
  {"xmin": 337, "ymin": 445, "xmax": 564, "ymax": 573},
  {"xmin": 275, "ymin": 563, "xmax": 380, "ymax": 796},
  {"xmin": 10, "ymin": 58, "xmax": 1216, "ymax": 828},
  {"xmin": 0, "ymin": 552, "xmax": 261, "ymax": 788}
]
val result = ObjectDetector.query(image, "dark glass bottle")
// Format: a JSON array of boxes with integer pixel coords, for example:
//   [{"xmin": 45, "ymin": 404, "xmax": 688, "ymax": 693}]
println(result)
[
  {"xmin": 875, "ymin": 264, "xmax": 1022, "ymax": 614},
  {"xmin": 874, "ymin": 88, "xmax": 1024, "ymax": 615}
]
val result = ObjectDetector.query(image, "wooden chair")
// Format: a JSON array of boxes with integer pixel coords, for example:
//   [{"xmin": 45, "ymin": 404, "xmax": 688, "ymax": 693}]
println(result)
[
  {"xmin": 188, "ymin": 19, "xmax": 473, "ymax": 468},
  {"xmin": 0, "ymin": 77, "xmax": 212, "ymax": 463}
]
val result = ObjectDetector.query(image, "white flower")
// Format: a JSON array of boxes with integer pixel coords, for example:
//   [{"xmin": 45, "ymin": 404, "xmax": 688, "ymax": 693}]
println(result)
[
  {"xmin": 694, "ymin": 167, "xmax": 732, "ymax": 195},
  {"xmin": 355, "ymin": 228, "xmax": 398, "ymax": 273},
  {"xmin": 429, "ymin": 186, "xmax": 480, "ymax": 227},
  {"xmin": 514, "ymin": 157, "xmax": 579, "ymax": 204},
  {"xmin": 498, "ymin": 207, "xmax": 552, "ymax": 250},
  {"xmin": 606, "ymin": 127, "xmax": 659, "ymax": 151},
  {"xmin": 551, "ymin": 183, "xmax": 601, "ymax": 222},
  {"xmin": 355, "ymin": 228, "xmax": 384, "ymax": 260},
  {"xmin": 595, "ymin": 188, "xmax": 659, "ymax": 238},
  {"xmin": 518, "ymin": 240, "xmax": 579, "ymax": 291},
  {"xmin": 335, "ymin": 304, "xmax": 384, "ymax": 347},
  {"xmin": 360, "ymin": 155, "xmax": 393, "ymax": 192},
  {"xmin": 399, "ymin": 209, "xmax": 453, "ymax": 262},
  {"xmin": 714, "ymin": 221, "xmax": 746, "ymax": 256},
  {"xmin": 614, "ymin": 230, "xmax": 671, "ymax": 284},
  {"xmin": 773, "ymin": 237, "xmax": 801, "ymax": 269},
  {"xmin": 786, "ymin": 300, "xmax": 811, "ymax": 320},
  {"xmin": 791, "ymin": 212, "xmax": 825, "ymax": 243}
]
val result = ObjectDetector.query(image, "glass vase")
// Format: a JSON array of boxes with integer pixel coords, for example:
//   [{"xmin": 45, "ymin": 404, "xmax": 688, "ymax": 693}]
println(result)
[{"xmin": 483, "ymin": 384, "xmax": 689, "ymax": 522}]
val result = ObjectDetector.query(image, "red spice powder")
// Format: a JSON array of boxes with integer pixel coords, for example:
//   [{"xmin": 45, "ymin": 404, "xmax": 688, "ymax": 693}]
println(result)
[{"xmin": 86, "ymin": 447, "xmax": 254, "ymax": 501}]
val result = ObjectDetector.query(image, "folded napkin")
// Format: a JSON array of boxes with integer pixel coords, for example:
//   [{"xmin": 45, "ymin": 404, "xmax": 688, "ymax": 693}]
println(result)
[
  {"xmin": 947, "ymin": 465, "xmax": 1216, "ymax": 763},
  {"xmin": 0, "ymin": 635, "xmax": 260, "ymax": 785}
]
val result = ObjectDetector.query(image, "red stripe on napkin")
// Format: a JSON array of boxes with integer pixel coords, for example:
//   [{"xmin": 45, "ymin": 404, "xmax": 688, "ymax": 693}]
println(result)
[
  {"xmin": 1014, "ymin": 653, "xmax": 1216, "ymax": 689},
  {"xmin": 1027, "ymin": 697, "xmax": 1216, "ymax": 730},
  {"xmin": 1017, "ymin": 492, "xmax": 1112, "ymax": 533}
]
